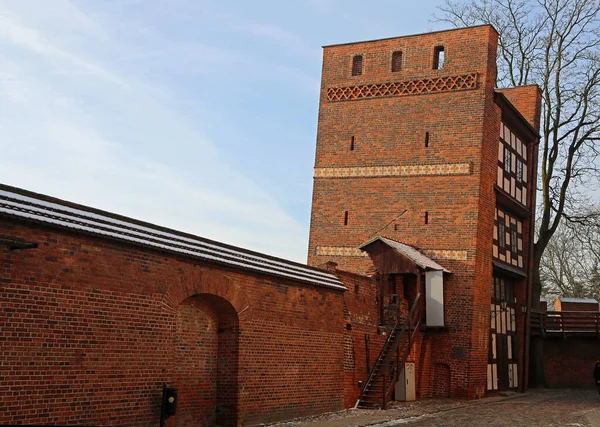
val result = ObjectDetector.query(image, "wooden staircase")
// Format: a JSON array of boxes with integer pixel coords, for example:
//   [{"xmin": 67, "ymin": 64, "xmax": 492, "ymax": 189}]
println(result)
[{"xmin": 356, "ymin": 294, "xmax": 422, "ymax": 409}]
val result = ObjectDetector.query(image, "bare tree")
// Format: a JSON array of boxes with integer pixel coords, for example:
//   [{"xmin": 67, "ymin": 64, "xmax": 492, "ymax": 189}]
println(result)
[
  {"xmin": 539, "ymin": 220, "xmax": 600, "ymax": 300},
  {"xmin": 435, "ymin": 0, "xmax": 600, "ymax": 386}
]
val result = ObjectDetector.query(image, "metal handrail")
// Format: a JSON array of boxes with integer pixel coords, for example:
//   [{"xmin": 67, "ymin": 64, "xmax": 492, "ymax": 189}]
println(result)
[
  {"xmin": 356, "ymin": 309, "xmax": 400, "ymax": 406},
  {"xmin": 381, "ymin": 294, "xmax": 422, "ymax": 409},
  {"xmin": 356, "ymin": 293, "xmax": 423, "ymax": 409}
]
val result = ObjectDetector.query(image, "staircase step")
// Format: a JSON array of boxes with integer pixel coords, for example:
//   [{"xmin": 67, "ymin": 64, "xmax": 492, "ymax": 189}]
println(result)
[{"xmin": 357, "ymin": 403, "xmax": 381, "ymax": 409}]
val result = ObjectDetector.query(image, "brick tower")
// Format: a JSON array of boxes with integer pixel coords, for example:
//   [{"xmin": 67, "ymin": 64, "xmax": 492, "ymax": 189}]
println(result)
[{"xmin": 308, "ymin": 25, "xmax": 541, "ymax": 398}]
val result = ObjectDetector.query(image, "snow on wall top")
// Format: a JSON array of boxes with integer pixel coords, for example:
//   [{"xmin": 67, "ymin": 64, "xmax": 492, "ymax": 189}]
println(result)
[
  {"xmin": 557, "ymin": 297, "xmax": 598, "ymax": 304},
  {"xmin": 0, "ymin": 185, "xmax": 345, "ymax": 291}
]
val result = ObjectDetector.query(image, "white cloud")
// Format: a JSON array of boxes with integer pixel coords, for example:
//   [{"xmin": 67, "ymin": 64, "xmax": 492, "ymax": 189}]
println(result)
[
  {"xmin": 0, "ymin": 10, "xmax": 126, "ymax": 86},
  {"xmin": 0, "ymin": 1, "xmax": 309, "ymax": 262}
]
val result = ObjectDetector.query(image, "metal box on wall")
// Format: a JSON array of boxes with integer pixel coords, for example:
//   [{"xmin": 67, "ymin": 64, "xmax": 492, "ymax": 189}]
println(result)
[{"xmin": 395, "ymin": 362, "xmax": 416, "ymax": 401}]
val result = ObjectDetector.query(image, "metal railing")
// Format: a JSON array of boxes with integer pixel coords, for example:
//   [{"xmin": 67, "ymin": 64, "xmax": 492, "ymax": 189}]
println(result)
[
  {"xmin": 381, "ymin": 293, "xmax": 422, "ymax": 409},
  {"xmin": 356, "ymin": 294, "xmax": 422, "ymax": 409}
]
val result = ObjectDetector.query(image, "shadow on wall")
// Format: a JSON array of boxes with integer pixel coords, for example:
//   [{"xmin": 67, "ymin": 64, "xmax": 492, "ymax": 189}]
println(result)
[
  {"xmin": 433, "ymin": 363, "xmax": 451, "ymax": 398},
  {"xmin": 175, "ymin": 294, "xmax": 239, "ymax": 426}
]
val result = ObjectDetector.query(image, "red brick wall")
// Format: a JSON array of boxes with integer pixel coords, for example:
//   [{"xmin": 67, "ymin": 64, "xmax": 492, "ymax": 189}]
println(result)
[
  {"xmin": 308, "ymin": 25, "xmax": 500, "ymax": 271},
  {"xmin": 307, "ymin": 26, "xmax": 503, "ymax": 400},
  {"xmin": 496, "ymin": 86, "xmax": 543, "ymax": 130},
  {"xmin": 335, "ymin": 269, "xmax": 387, "ymax": 407},
  {"xmin": 544, "ymin": 339, "xmax": 599, "ymax": 388},
  {"xmin": 175, "ymin": 299, "xmax": 219, "ymax": 426},
  {"xmin": 0, "ymin": 218, "xmax": 346, "ymax": 426},
  {"xmin": 557, "ymin": 301, "xmax": 599, "ymax": 312},
  {"xmin": 308, "ymin": 25, "xmax": 541, "ymax": 399}
]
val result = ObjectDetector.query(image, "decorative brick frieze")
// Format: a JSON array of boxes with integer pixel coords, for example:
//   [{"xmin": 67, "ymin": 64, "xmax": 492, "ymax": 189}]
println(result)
[
  {"xmin": 316, "ymin": 246, "xmax": 369, "ymax": 257},
  {"xmin": 327, "ymin": 73, "xmax": 478, "ymax": 102},
  {"xmin": 423, "ymin": 249, "xmax": 468, "ymax": 262},
  {"xmin": 317, "ymin": 246, "xmax": 468, "ymax": 261},
  {"xmin": 314, "ymin": 163, "xmax": 471, "ymax": 179}
]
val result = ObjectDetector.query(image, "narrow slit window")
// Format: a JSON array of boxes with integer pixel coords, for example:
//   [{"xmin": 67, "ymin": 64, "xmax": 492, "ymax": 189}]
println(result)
[
  {"xmin": 425, "ymin": 132, "xmax": 430, "ymax": 147},
  {"xmin": 344, "ymin": 211, "xmax": 349, "ymax": 226},
  {"xmin": 433, "ymin": 46, "xmax": 445, "ymax": 70},
  {"xmin": 350, "ymin": 136, "xmax": 355, "ymax": 151},
  {"xmin": 392, "ymin": 51, "xmax": 403, "ymax": 72},
  {"xmin": 352, "ymin": 55, "xmax": 363, "ymax": 76},
  {"xmin": 425, "ymin": 211, "xmax": 429, "ymax": 224}
]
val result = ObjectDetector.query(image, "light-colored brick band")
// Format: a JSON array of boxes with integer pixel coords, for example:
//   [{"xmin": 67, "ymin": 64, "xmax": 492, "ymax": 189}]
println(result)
[
  {"xmin": 316, "ymin": 246, "xmax": 468, "ymax": 261},
  {"xmin": 423, "ymin": 250, "xmax": 468, "ymax": 261},
  {"xmin": 327, "ymin": 73, "xmax": 478, "ymax": 102},
  {"xmin": 316, "ymin": 246, "xmax": 369, "ymax": 257},
  {"xmin": 314, "ymin": 163, "xmax": 471, "ymax": 179}
]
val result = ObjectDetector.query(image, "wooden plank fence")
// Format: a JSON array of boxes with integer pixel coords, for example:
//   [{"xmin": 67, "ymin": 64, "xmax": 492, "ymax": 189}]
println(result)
[{"xmin": 530, "ymin": 310, "xmax": 600, "ymax": 338}]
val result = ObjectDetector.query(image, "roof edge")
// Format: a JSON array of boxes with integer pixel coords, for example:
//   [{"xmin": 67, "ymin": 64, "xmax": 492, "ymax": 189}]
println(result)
[
  {"xmin": 359, "ymin": 235, "xmax": 451, "ymax": 273},
  {"xmin": 494, "ymin": 90, "xmax": 541, "ymax": 139},
  {"xmin": 322, "ymin": 24, "xmax": 498, "ymax": 48},
  {"xmin": 0, "ymin": 183, "xmax": 339, "ymax": 283}
]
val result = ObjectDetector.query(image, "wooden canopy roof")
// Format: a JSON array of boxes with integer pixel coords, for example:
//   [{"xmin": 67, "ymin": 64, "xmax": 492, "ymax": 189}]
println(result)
[{"xmin": 359, "ymin": 236, "xmax": 450, "ymax": 275}]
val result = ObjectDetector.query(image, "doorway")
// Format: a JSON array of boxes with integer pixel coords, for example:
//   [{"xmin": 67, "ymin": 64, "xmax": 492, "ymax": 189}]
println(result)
[{"xmin": 488, "ymin": 276, "xmax": 518, "ymax": 392}]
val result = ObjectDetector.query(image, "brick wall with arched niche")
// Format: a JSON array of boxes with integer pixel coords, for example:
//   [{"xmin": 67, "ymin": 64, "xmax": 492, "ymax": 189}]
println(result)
[{"xmin": 175, "ymin": 294, "xmax": 239, "ymax": 426}]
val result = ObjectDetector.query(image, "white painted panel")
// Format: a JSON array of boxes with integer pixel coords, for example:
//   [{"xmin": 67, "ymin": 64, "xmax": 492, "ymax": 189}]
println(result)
[
  {"xmin": 426, "ymin": 270, "xmax": 444, "ymax": 327},
  {"xmin": 513, "ymin": 364, "xmax": 519, "ymax": 388},
  {"xmin": 487, "ymin": 364, "xmax": 494, "ymax": 390},
  {"xmin": 498, "ymin": 305, "xmax": 505, "ymax": 334},
  {"xmin": 493, "ymin": 364, "xmax": 498, "ymax": 390},
  {"xmin": 492, "ymin": 333, "xmax": 497, "ymax": 359},
  {"xmin": 395, "ymin": 362, "xmax": 416, "ymax": 401},
  {"xmin": 508, "ymin": 336, "xmax": 512, "ymax": 359}
]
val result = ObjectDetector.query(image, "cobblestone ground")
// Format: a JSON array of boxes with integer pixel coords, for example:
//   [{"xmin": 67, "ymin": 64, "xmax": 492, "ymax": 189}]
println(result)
[{"xmin": 264, "ymin": 389, "xmax": 600, "ymax": 427}]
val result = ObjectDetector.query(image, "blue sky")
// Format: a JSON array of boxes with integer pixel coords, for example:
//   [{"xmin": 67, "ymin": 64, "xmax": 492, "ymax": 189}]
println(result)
[{"xmin": 0, "ymin": 0, "xmax": 446, "ymax": 262}]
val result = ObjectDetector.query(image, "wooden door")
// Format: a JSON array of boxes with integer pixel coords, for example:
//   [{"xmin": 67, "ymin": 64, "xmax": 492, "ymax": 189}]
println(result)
[{"xmin": 488, "ymin": 276, "xmax": 518, "ymax": 392}]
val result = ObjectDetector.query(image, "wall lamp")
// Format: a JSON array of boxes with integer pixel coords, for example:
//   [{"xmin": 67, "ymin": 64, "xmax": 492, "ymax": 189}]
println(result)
[{"xmin": 491, "ymin": 297, "xmax": 508, "ymax": 319}]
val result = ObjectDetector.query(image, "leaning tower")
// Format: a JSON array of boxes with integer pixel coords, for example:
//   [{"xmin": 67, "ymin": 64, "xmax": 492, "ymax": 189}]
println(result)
[{"xmin": 307, "ymin": 25, "xmax": 541, "ymax": 397}]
